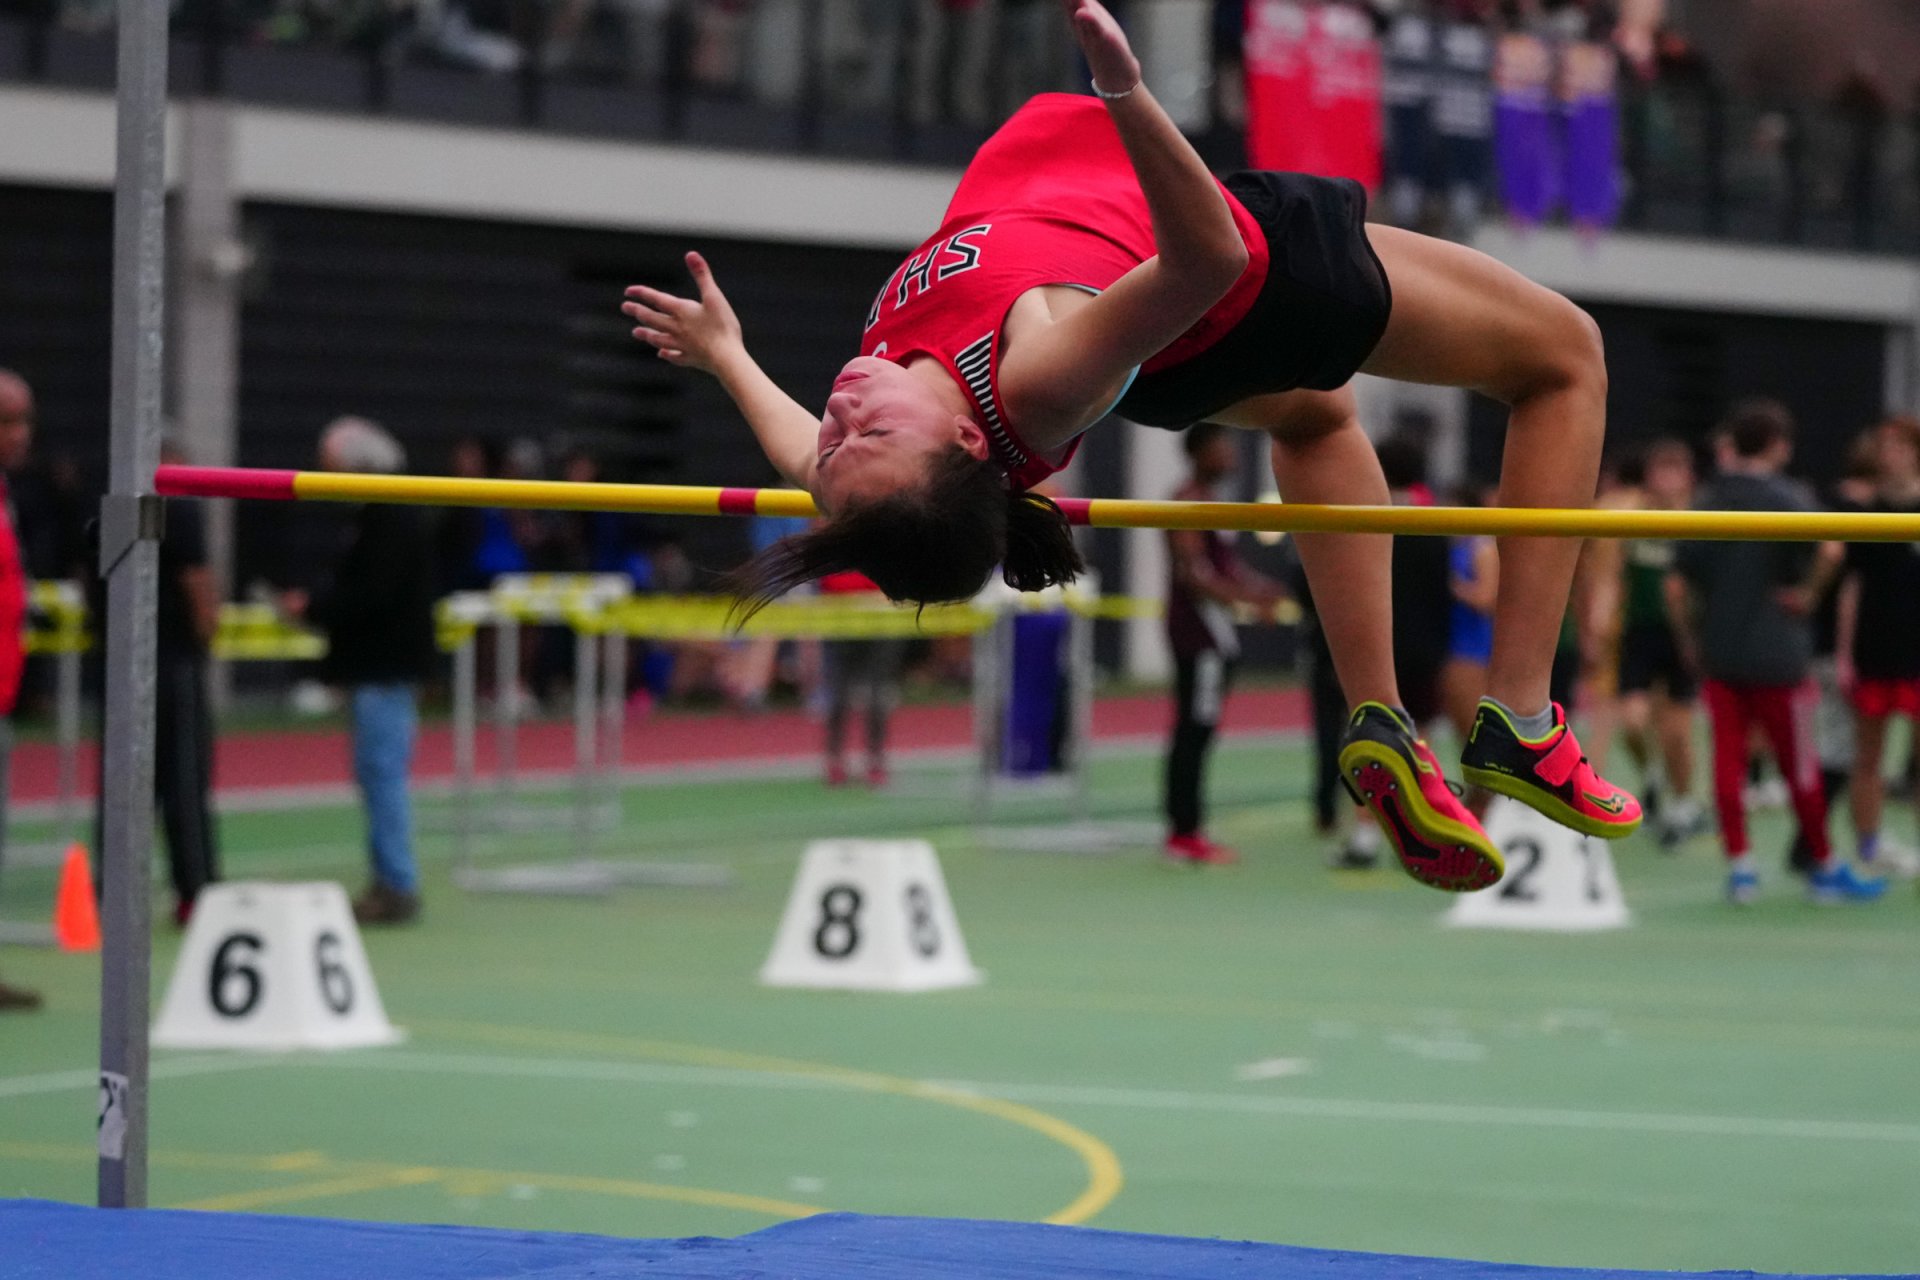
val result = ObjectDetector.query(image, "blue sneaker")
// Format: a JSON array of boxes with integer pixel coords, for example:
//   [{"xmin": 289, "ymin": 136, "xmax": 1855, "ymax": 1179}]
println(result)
[
  {"xmin": 1808, "ymin": 861, "xmax": 1888, "ymax": 905},
  {"xmin": 1726, "ymin": 865, "xmax": 1760, "ymax": 906}
]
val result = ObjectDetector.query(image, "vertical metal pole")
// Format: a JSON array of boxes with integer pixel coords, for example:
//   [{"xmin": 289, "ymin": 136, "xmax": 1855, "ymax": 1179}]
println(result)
[
  {"xmin": 571, "ymin": 619, "xmax": 596, "ymax": 857},
  {"xmin": 602, "ymin": 630, "xmax": 627, "ymax": 830},
  {"xmin": 453, "ymin": 633, "xmax": 477, "ymax": 873},
  {"xmin": 1070, "ymin": 605, "xmax": 1094, "ymax": 822},
  {"xmin": 494, "ymin": 614, "xmax": 518, "ymax": 827},
  {"xmin": 55, "ymin": 644, "xmax": 81, "ymax": 842},
  {"xmin": 98, "ymin": 0, "xmax": 169, "ymax": 1211},
  {"xmin": 971, "ymin": 618, "xmax": 1000, "ymax": 821}
]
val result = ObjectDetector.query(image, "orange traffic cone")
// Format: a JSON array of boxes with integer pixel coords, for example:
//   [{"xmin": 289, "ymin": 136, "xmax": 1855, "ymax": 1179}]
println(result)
[{"xmin": 53, "ymin": 844, "xmax": 101, "ymax": 953}]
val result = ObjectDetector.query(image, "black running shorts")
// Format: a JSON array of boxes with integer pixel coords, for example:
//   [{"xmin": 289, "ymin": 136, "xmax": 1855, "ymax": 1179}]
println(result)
[
  {"xmin": 1114, "ymin": 170, "xmax": 1395, "ymax": 429},
  {"xmin": 1618, "ymin": 621, "xmax": 1699, "ymax": 701}
]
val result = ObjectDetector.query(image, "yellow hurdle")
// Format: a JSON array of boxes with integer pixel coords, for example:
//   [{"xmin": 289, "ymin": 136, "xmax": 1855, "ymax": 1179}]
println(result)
[{"xmin": 155, "ymin": 464, "xmax": 1920, "ymax": 542}]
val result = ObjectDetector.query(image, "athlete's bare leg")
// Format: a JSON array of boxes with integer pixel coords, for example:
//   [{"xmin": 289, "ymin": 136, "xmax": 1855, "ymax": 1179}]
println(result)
[
  {"xmin": 1657, "ymin": 693, "xmax": 1697, "ymax": 796},
  {"xmin": 1216, "ymin": 386, "xmax": 1400, "ymax": 712},
  {"xmin": 1850, "ymin": 711, "xmax": 1891, "ymax": 851},
  {"xmin": 1360, "ymin": 225, "xmax": 1608, "ymax": 715},
  {"xmin": 1620, "ymin": 690, "xmax": 1655, "ymax": 774}
]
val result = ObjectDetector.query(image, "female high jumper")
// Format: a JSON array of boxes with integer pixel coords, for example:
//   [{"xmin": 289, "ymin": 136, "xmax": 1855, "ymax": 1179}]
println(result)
[{"xmin": 622, "ymin": 0, "xmax": 1640, "ymax": 891}]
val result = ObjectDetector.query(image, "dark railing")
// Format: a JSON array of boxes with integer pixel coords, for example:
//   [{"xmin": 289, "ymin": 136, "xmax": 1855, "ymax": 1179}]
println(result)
[{"xmin": 2, "ymin": 0, "xmax": 1916, "ymax": 252}]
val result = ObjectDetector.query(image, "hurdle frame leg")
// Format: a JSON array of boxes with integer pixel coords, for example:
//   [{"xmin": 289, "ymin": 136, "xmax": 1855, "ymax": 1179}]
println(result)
[
  {"xmin": 493, "ymin": 614, "xmax": 519, "ymax": 830},
  {"xmin": 452, "ymin": 630, "xmax": 477, "ymax": 874},
  {"xmin": 572, "ymin": 621, "xmax": 598, "ymax": 858}
]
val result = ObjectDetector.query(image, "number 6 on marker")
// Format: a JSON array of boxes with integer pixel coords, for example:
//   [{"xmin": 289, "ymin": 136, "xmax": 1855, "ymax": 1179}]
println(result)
[{"xmin": 209, "ymin": 933, "xmax": 265, "ymax": 1019}]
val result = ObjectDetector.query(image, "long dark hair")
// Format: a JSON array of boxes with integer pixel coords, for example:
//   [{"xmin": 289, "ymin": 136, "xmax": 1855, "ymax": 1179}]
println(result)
[{"xmin": 724, "ymin": 445, "xmax": 1084, "ymax": 617}]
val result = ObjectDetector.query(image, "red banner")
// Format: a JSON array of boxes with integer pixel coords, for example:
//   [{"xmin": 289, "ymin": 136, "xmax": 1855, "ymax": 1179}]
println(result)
[{"xmin": 1243, "ymin": 0, "xmax": 1384, "ymax": 191}]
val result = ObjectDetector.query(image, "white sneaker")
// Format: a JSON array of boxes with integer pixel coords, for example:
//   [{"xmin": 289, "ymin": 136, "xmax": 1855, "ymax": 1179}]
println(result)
[{"xmin": 1865, "ymin": 837, "xmax": 1920, "ymax": 880}]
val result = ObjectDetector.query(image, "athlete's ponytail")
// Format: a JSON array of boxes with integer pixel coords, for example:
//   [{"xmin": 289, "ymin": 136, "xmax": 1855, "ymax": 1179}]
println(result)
[{"xmin": 724, "ymin": 445, "xmax": 1084, "ymax": 618}]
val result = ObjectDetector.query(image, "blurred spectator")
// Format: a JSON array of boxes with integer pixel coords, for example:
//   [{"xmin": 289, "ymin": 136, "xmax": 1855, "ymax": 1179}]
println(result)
[
  {"xmin": 818, "ymin": 569, "xmax": 902, "ymax": 790},
  {"xmin": 1162, "ymin": 424, "xmax": 1283, "ymax": 867},
  {"xmin": 435, "ymin": 435, "xmax": 497, "ymax": 596},
  {"xmin": 687, "ymin": 0, "xmax": 752, "ymax": 94},
  {"xmin": 148, "ymin": 440, "xmax": 223, "ymax": 927},
  {"xmin": 1790, "ymin": 429, "xmax": 1883, "ymax": 878},
  {"xmin": 1669, "ymin": 400, "xmax": 1880, "ymax": 905},
  {"xmin": 0, "ymin": 369, "xmax": 39, "ymax": 1013},
  {"xmin": 415, "ymin": 0, "xmax": 525, "ymax": 73},
  {"xmin": 473, "ymin": 437, "xmax": 533, "ymax": 583},
  {"xmin": 1285, "ymin": 545, "xmax": 1347, "ymax": 842},
  {"xmin": 553, "ymin": 450, "xmax": 646, "ymax": 578},
  {"xmin": 1208, "ymin": 0, "xmax": 1249, "ymax": 132},
  {"xmin": 1834, "ymin": 416, "xmax": 1920, "ymax": 879},
  {"xmin": 286, "ymin": 417, "xmax": 438, "ymax": 926},
  {"xmin": 1610, "ymin": 440, "xmax": 1706, "ymax": 847},
  {"xmin": 832, "ymin": 0, "xmax": 909, "ymax": 110},
  {"xmin": 992, "ymin": 0, "xmax": 1060, "ymax": 119},
  {"xmin": 722, "ymin": 509, "xmax": 818, "ymax": 713}
]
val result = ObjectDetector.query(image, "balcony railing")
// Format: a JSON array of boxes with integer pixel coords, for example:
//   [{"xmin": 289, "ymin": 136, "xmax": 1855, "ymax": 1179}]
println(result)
[{"xmin": 3, "ymin": 0, "xmax": 1915, "ymax": 252}]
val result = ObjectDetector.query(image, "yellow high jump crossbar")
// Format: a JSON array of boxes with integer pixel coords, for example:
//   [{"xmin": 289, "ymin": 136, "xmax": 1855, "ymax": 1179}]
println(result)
[{"xmin": 155, "ymin": 465, "xmax": 1920, "ymax": 542}]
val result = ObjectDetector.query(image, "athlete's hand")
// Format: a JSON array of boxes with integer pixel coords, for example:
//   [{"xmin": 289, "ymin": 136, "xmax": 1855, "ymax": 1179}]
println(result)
[
  {"xmin": 1062, "ymin": 0, "xmax": 1139, "ymax": 98},
  {"xmin": 623, "ymin": 252, "xmax": 742, "ymax": 375}
]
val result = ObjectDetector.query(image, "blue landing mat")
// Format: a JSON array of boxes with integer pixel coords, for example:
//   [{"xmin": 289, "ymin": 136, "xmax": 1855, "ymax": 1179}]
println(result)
[{"xmin": 2, "ymin": 1200, "xmax": 1898, "ymax": 1280}]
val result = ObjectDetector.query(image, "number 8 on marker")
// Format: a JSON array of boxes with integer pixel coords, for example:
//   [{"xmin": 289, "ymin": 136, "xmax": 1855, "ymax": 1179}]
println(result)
[{"xmin": 813, "ymin": 885, "xmax": 863, "ymax": 958}]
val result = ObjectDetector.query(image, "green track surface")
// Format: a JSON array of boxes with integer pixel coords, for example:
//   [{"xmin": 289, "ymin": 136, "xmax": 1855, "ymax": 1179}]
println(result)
[{"xmin": 3, "ymin": 738, "xmax": 1918, "ymax": 1274}]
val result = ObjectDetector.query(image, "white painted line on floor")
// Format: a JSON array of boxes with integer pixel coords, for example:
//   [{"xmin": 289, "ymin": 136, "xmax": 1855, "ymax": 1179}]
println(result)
[
  {"xmin": 0, "ymin": 1054, "xmax": 277, "ymax": 1100},
  {"xmin": 925, "ymin": 1080, "xmax": 1920, "ymax": 1146},
  {"xmin": 1234, "ymin": 1058, "xmax": 1314, "ymax": 1082},
  {"xmin": 282, "ymin": 1049, "xmax": 1920, "ymax": 1146}
]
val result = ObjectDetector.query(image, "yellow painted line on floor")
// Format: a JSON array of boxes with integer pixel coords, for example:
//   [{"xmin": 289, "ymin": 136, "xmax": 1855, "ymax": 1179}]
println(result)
[
  {"xmin": 423, "ymin": 1019, "xmax": 1125, "ymax": 1227},
  {"xmin": 0, "ymin": 1142, "xmax": 322, "ymax": 1174},
  {"xmin": 173, "ymin": 1166, "xmax": 444, "ymax": 1213},
  {"xmin": 476, "ymin": 1169, "xmax": 821, "ymax": 1219},
  {"xmin": 0, "ymin": 1143, "xmax": 822, "ymax": 1221}
]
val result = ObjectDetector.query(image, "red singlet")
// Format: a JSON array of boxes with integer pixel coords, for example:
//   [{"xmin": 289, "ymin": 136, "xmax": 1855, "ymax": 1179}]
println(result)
[{"xmin": 861, "ymin": 95, "xmax": 1271, "ymax": 491}]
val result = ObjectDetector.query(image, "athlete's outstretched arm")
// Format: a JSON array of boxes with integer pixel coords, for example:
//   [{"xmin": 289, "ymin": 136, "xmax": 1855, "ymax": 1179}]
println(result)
[
  {"xmin": 1001, "ymin": 1, "xmax": 1249, "ymax": 431},
  {"xmin": 624, "ymin": 252, "xmax": 819, "ymax": 490}
]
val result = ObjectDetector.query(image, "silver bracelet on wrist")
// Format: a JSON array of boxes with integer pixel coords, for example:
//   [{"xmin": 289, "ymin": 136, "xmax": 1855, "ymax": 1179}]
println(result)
[{"xmin": 1092, "ymin": 78, "xmax": 1140, "ymax": 101}]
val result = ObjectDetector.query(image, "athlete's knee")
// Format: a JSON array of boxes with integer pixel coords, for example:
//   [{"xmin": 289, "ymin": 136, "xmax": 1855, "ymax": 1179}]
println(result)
[
  {"xmin": 1259, "ymin": 391, "xmax": 1361, "ymax": 448},
  {"xmin": 1503, "ymin": 296, "xmax": 1607, "ymax": 406}
]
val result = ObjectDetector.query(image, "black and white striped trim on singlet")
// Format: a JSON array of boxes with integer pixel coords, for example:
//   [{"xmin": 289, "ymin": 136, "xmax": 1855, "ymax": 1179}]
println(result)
[{"xmin": 954, "ymin": 333, "xmax": 1026, "ymax": 472}]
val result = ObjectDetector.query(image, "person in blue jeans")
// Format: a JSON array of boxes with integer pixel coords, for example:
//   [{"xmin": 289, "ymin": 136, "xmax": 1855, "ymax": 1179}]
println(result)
[{"xmin": 286, "ymin": 417, "xmax": 440, "ymax": 925}]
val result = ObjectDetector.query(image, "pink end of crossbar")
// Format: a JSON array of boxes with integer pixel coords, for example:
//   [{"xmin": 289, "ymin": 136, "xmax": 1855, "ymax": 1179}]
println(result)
[
  {"xmin": 156, "ymin": 465, "xmax": 300, "ymax": 501},
  {"xmin": 716, "ymin": 488, "xmax": 761, "ymax": 517},
  {"xmin": 1052, "ymin": 498, "xmax": 1093, "ymax": 526}
]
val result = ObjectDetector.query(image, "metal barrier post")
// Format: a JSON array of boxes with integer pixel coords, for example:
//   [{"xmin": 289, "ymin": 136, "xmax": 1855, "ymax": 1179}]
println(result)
[
  {"xmin": 493, "ymin": 613, "xmax": 519, "ymax": 829},
  {"xmin": 54, "ymin": 643, "xmax": 82, "ymax": 843},
  {"xmin": 601, "ymin": 630, "xmax": 628, "ymax": 827},
  {"xmin": 1070, "ymin": 601, "xmax": 1094, "ymax": 822},
  {"xmin": 452, "ymin": 629, "xmax": 477, "ymax": 872},
  {"xmin": 971, "ymin": 614, "xmax": 1002, "ymax": 821},
  {"xmin": 572, "ymin": 619, "xmax": 598, "ymax": 857}
]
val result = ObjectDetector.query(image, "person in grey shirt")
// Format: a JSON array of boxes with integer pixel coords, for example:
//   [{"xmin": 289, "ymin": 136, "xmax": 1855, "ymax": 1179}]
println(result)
[{"xmin": 1669, "ymin": 400, "xmax": 1880, "ymax": 906}]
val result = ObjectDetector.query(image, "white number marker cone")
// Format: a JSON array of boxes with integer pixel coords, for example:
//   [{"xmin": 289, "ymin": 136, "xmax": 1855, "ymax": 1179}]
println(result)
[
  {"xmin": 153, "ymin": 882, "xmax": 405, "ymax": 1050},
  {"xmin": 1445, "ymin": 798, "xmax": 1632, "ymax": 932},
  {"xmin": 760, "ymin": 840, "xmax": 982, "ymax": 992}
]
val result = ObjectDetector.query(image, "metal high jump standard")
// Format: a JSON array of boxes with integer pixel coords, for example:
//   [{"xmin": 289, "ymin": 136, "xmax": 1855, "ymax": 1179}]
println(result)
[{"xmin": 98, "ymin": 0, "xmax": 168, "ymax": 1209}]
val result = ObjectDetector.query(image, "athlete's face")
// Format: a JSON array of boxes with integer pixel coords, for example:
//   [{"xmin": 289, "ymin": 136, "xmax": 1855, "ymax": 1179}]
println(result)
[{"xmin": 814, "ymin": 357, "xmax": 988, "ymax": 511}]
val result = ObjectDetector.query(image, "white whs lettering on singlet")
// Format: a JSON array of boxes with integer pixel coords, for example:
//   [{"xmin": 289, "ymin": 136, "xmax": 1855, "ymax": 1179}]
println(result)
[{"xmin": 865, "ymin": 224, "xmax": 993, "ymax": 332}]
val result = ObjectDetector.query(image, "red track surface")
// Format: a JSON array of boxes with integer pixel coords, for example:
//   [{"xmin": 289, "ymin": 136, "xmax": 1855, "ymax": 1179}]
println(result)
[{"xmin": 10, "ymin": 689, "xmax": 1307, "ymax": 805}]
